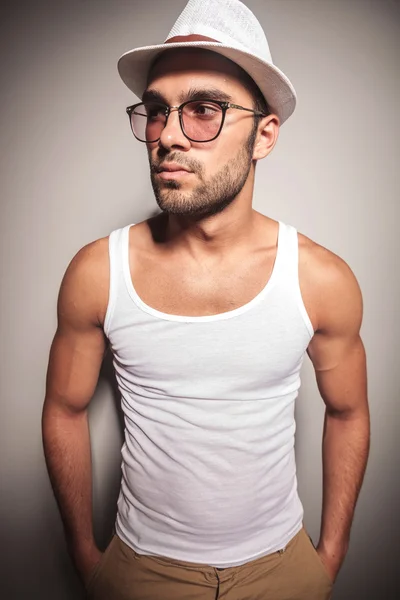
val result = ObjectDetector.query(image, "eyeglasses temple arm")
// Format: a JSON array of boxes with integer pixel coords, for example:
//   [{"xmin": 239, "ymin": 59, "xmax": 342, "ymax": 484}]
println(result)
[{"xmin": 229, "ymin": 103, "xmax": 266, "ymax": 116}]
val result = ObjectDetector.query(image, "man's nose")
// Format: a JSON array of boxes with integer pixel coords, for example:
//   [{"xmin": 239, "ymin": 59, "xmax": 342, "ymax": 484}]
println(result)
[{"xmin": 158, "ymin": 107, "xmax": 190, "ymax": 150}]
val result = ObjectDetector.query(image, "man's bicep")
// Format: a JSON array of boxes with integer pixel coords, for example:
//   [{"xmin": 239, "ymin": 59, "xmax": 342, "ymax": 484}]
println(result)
[
  {"xmin": 307, "ymin": 333, "xmax": 367, "ymax": 415},
  {"xmin": 45, "ymin": 326, "xmax": 106, "ymax": 413}
]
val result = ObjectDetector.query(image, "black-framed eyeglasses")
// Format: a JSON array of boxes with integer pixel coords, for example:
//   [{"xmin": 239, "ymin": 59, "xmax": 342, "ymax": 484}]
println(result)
[{"xmin": 126, "ymin": 99, "xmax": 267, "ymax": 143}]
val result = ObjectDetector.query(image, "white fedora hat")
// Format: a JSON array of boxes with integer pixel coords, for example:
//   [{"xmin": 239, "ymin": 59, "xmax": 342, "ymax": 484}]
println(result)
[{"xmin": 117, "ymin": 0, "xmax": 296, "ymax": 125}]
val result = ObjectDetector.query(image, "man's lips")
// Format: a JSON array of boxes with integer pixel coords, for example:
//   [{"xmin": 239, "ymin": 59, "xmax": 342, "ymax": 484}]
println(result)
[
  {"xmin": 156, "ymin": 163, "xmax": 192, "ymax": 173},
  {"xmin": 156, "ymin": 163, "xmax": 193, "ymax": 180}
]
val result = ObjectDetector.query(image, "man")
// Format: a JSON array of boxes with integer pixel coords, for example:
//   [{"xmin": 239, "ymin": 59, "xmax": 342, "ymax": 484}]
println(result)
[{"xmin": 41, "ymin": 1, "xmax": 370, "ymax": 599}]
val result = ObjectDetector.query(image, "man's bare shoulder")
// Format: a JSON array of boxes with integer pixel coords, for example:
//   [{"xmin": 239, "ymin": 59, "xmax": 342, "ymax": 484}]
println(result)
[
  {"xmin": 297, "ymin": 230, "xmax": 363, "ymax": 334},
  {"xmin": 298, "ymin": 230, "xmax": 342, "ymax": 268},
  {"xmin": 59, "ymin": 235, "xmax": 111, "ymax": 328},
  {"xmin": 298, "ymin": 230, "xmax": 360, "ymax": 285}
]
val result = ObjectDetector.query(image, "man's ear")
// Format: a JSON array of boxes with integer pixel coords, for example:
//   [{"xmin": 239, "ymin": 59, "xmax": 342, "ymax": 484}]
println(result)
[{"xmin": 252, "ymin": 114, "xmax": 280, "ymax": 160}]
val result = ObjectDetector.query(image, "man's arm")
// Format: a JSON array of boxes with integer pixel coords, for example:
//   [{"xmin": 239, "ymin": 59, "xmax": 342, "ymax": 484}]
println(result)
[
  {"xmin": 306, "ymin": 246, "xmax": 370, "ymax": 582},
  {"xmin": 42, "ymin": 238, "xmax": 109, "ymax": 584}
]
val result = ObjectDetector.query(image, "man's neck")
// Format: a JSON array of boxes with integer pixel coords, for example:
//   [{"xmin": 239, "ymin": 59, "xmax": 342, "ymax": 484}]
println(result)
[{"xmin": 147, "ymin": 208, "xmax": 273, "ymax": 271}]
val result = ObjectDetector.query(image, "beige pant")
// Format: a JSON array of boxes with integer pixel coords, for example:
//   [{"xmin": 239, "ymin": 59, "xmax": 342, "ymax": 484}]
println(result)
[{"xmin": 86, "ymin": 525, "xmax": 333, "ymax": 600}]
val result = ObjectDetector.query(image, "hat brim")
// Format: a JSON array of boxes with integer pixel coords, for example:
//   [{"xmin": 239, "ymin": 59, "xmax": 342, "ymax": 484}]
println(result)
[{"xmin": 117, "ymin": 41, "xmax": 296, "ymax": 125}]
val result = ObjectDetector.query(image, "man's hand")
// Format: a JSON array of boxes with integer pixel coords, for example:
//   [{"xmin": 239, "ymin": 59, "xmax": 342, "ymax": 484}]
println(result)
[
  {"xmin": 316, "ymin": 540, "xmax": 348, "ymax": 584},
  {"xmin": 72, "ymin": 542, "xmax": 104, "ymax": 588}
]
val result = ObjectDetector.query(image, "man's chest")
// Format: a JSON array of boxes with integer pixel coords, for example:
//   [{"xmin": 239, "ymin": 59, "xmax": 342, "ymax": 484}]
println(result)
[{"xmin": 127, "ymin": 241, "xmax": 318, "ymax": 332}]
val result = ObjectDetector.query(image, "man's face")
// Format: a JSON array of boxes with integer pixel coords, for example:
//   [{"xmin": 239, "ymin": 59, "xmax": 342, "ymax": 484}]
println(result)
[{"xmin": 144, "ymin": 48, "xmax": 264, "ymax": 219}]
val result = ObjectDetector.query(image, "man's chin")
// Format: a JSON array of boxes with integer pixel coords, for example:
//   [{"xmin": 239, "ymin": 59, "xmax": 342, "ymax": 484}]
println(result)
[
  {"xmin": 155, "ymin": 199, "xmax": 219, "ymax": 219},
  {"xmin": 154, "ymin": 195, "xmax": 201, "ymax": 216}
]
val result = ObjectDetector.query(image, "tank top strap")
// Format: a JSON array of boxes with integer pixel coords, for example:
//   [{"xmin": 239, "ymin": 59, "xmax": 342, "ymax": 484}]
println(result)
[
  {"xmin": 104, "ymin": 224, "xmax": 135, "ymax": 337},
  {"xmin": 275, "ymin": 221, "xmax": 314, "ymax": 338},
  {"xmin": 274, "ymin": 221, "xmax": 299, "ymax": 282}
]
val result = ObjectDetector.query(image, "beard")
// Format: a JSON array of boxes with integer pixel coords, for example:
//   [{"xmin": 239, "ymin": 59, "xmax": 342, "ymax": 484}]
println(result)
[{"xmin": 149, "ymin": 126, "xmax": 257, "ymax": 219}]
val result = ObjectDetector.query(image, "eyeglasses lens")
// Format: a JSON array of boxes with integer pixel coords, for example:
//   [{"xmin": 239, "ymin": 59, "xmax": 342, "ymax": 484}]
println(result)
[{"xmin": 130, "ymin": 101, "xmax": 223, "ymax": 142}]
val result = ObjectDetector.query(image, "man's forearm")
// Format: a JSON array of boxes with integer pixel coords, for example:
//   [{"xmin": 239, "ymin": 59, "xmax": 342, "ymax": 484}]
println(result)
[
  {"xmin": 318, "ymin": 406, "xmax": 370, "ymax": 556},
  {"xmin": 42, "ymin": 403, "xmax": 95, "ymax": 554}
]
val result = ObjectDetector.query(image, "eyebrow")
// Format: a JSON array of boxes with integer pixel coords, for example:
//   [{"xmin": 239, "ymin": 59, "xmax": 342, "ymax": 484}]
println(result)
[{"xmin": 142, "ymin": 87, "xmax": 233, "ymax": 104}]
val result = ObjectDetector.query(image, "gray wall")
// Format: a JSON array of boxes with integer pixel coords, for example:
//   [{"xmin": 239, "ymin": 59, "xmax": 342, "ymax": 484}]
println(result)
[{"xmin": 1, "ymin": 1, "xmax": 399, "ymax": 598}]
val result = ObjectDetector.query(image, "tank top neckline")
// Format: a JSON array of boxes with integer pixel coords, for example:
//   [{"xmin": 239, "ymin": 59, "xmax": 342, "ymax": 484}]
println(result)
[{"xmin": 122, "ymin": 220, "xmax": 284, "ymax": 323}]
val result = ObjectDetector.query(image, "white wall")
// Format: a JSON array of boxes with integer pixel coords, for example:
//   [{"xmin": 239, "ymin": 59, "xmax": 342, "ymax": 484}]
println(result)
[{"xmin": 1, "ymin": 1, "xmax": 399, "ymax": 598}]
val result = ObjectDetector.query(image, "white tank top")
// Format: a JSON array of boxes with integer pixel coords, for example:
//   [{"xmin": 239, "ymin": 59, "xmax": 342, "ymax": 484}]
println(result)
[{"xmin": 104, "ymin": 220, "xmax": 314, "ymax": 568}]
